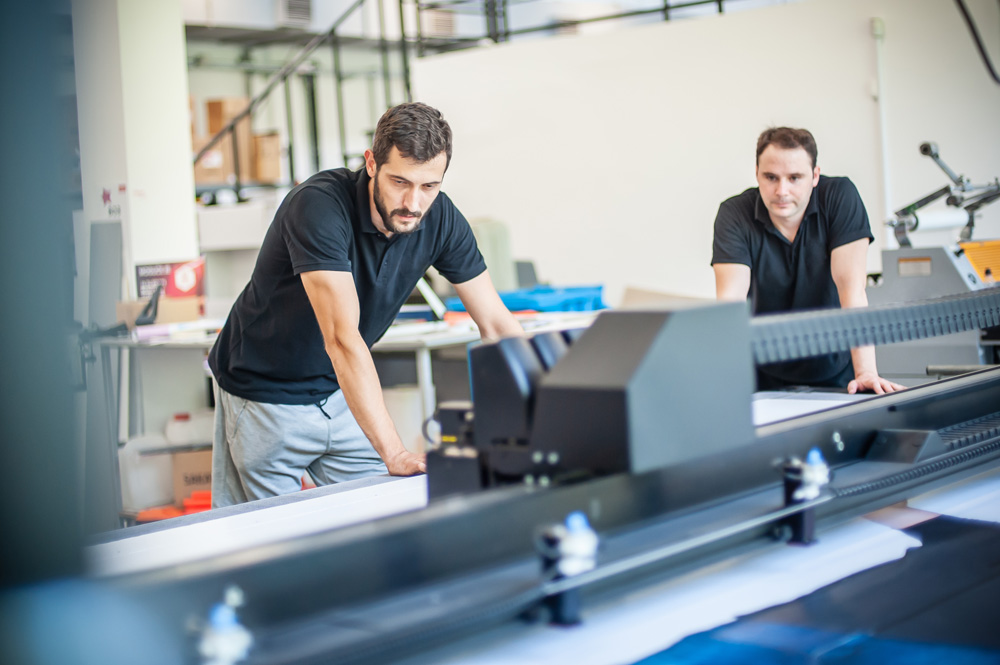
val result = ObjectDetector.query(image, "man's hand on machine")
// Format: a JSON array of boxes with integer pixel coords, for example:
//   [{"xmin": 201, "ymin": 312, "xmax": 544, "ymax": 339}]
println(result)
[
  {"xmin": 385, "ymin": 449, "xmax": 427, "ymax": 476},
  {"xmin": 848, "ymin": 371, "xmax": 906, "ymax": 395}
]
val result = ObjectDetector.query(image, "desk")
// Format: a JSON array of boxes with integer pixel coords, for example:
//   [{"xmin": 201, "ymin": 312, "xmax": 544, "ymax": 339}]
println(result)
[
  {"xmin": 97, "ymin": 329, "xmax": 466, "ymax": 452},
  {"xmin": 100, "ymin": 312, "xmax": 598, "ymax": 445},
  {"xmin": 375, "ymin": 322, "xmax": 481, "ymax": 423},
  {"xmin": 376, "ymin": 311, "xmax": 598, "ymax": 422}
]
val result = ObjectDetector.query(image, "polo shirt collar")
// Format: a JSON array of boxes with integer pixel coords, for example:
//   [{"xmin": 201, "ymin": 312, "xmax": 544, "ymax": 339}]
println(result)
[{"xmin": 355, "ymin": 168, "xmax": 382, "ymax": 235}]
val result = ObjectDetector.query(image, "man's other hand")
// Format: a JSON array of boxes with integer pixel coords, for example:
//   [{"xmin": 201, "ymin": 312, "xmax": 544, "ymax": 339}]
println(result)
[
  {"xmin": 385, "ymin": 449, "xmax": 427, "ymax": 476},
  {"xmin": 848, "ymin": 371, "xmax": 906, "ymax": 395}
]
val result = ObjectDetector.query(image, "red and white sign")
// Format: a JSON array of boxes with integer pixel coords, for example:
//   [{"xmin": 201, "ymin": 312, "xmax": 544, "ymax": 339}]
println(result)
[{"xmin": 135, "ymin": 258, "xmax": 205, "ymax": 299}]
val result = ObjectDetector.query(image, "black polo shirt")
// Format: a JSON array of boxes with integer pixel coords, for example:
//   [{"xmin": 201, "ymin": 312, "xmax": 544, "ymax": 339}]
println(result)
[
  {"xmin": 711, "ymin": 175, "xmax": 873, "ymax": 388},
  {"xmin": 209, "ymin": 167, "xmax": 486, "ymax": 404}
]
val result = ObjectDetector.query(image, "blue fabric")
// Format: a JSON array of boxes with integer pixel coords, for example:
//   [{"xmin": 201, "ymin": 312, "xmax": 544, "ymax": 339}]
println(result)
[
  {"xmin": 446, "ymin": 285, "xmax": 606, "ymax": 313},
  {"xmin": 637, "ymin": 622, "xmax": 1000, "ymax": 664}
]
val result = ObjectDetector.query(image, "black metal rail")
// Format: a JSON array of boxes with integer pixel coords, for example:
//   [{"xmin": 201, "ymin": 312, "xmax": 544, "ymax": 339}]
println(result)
[
  {"xmin": 411, "ymin": 0, "xmax": 737, "ymax": 54},
  {"xmin": 751, "ymin": 287, "xmax": 1000, "ymax": 365}
]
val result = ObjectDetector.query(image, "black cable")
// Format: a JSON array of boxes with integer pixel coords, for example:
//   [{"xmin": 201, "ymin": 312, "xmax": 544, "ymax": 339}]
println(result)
[{"xmin": 955, "ymin": 0, "xmax": 1000, "ymax": 85}]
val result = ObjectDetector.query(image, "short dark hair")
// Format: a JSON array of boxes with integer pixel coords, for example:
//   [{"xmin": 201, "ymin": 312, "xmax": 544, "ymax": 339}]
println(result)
[
  {"xmin": 756, "ymin": 127, "xmax": 818, "ymax": 168},
  {"xmin": 371, "ymin": 102, "xmax": 452, "ymax": 170}
]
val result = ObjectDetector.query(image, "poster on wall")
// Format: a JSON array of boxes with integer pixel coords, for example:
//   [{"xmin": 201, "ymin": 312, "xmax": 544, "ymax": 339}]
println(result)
[{"xmin": 135, "ymin": 257, "xmax": 205, "ymax": 299}]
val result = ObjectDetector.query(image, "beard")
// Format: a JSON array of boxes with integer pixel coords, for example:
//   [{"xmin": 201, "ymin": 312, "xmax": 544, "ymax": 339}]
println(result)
[{"xmin": 373, "ymin": 173, "xmax": 423, "ymax": 235}]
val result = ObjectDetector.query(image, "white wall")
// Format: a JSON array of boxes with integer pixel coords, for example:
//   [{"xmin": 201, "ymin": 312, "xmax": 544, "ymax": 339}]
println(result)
[
  {"xmin": 73, "ymin": 0, "xmax": 128, "ymax": 226},
  {"xmin": 411, "ymin": 0, "xmax": 1000, "ymax": 304},
  {"xmin": 74, "ymin": 0, "xmax": 199, "ymax": 298},
  {"xmin": 118, "ymin": 1, "xmax": 200, "ymax": 268}
]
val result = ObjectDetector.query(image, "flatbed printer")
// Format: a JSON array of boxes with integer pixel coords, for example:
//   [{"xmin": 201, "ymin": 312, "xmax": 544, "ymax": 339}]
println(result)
[{"xmin": 20, "ymin": 287, "xmax": 1000, "ymax": 665}]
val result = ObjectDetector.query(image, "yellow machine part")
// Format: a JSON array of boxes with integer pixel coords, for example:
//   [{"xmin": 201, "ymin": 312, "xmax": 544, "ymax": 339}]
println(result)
[{"xmin": 959, "ymin": 240, "xmax": 1000, "ymax": 282}]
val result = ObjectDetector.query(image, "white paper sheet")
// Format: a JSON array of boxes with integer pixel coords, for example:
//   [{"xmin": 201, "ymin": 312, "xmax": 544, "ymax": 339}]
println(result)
[
  {"xmin": 752, "ymin": 391, "xmax": 871, "ymax": 426},
  {"xmin": 398, "ymin": 519, "xmax": 920, "ymax": 665},
  {"xmin": 86, "ymin": 475, "xmax": 428, "ymax": 577},
  {"xmin": 907, "ymin": 466, "xmax": 1000, "ymax": 524}
]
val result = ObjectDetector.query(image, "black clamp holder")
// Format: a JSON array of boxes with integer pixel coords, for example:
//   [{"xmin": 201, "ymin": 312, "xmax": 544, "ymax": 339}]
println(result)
[
  {"xmin": 537, "ymin": 511, "xmax": 599, "ymax": 626},
  {"xmin": 781, "ymin": 448, "xmax": 830, "ymax": 545}
]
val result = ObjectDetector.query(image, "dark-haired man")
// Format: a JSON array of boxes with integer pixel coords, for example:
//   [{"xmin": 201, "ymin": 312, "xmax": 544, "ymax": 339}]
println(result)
[
  {"xmin": 712, "ymin": 126, "xmax": 903, "ymax": 395},
  {"xmin": 209, "ymin": 102, "xmax": 523, "ymax": 507}
]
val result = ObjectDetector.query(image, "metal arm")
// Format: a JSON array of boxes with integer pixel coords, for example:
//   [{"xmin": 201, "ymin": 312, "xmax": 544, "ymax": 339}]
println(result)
[{"xmin": 887, "ymin": 142, "xmax": 1000, "ymax": 246}]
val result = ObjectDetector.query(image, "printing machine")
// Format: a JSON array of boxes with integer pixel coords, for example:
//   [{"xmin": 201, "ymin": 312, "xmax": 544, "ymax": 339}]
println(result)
[
  {"xmin": 19, "ymin": 288, "xmax": 1000, "ymax": 664},
  {"xmin": 870, "ymin": 142, "xmax": 1000, "ymax": 381}
]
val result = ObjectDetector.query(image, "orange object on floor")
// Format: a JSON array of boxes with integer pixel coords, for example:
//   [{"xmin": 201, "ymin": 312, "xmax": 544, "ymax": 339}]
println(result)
[
  {"xmin": 135, "ymin": 490, "xmax": 213, "ymax": 522},
  {"xmin": 186, "ymin": 490, "xmax": 212, "ymax": 504},
  {"xmin": 136, "ymin": 506, "xmax": 184, "ymax": 523},
  {"xmin": 182, "ymin": 489, "xmax": 212, "ymax": 514}
]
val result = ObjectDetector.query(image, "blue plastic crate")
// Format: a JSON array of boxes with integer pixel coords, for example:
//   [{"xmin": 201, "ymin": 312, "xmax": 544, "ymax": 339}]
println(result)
[{"xmin": 446, "ymin": 285, "xmax": 606, "ymax": 313}]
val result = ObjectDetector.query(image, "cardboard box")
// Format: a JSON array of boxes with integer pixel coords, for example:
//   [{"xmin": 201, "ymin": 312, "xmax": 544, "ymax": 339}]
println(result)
[
  {"xmin": 206, "ymin": 98, "xmax": 253, "ymax": 183},
  {"xmin": 206, "ymin": 97, "xmax": 248, "ymax": 133},
  {"xmin": 172, "ymin": 448, "xmax": 212, "ymax": 506},
  {"xmin": 619, "ymin": 286, "xmax": 711, "ymax": 309},
  {"xmin": 116, "ymin": 295, "xmax": 203, "ymax": 329},
  {"xmin": 193, "ymin": 135, "xmax": 228, "ymax": 185},
  {"xmin": 253, "ymin": 132, "xmax": 281, "ymax": 183},
  {"xmin": 193, "ymin": 133, "xmax": 249, "ymax": 185}
]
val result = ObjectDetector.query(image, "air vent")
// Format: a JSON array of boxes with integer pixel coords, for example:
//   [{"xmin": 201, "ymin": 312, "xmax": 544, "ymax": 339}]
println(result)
[{"xmin": 277, "ymin": 0, "xmax": 311, "ymax": 28}]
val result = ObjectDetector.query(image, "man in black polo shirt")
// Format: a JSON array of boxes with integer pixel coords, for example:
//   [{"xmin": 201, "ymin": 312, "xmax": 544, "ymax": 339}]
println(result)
[
  {"xmin": 712, "ymin": 126, "xmax": 903, "ymax": 394},
  {"xmin": 209, "ymin": 102, "xmax": 523, "ymax": 507}
]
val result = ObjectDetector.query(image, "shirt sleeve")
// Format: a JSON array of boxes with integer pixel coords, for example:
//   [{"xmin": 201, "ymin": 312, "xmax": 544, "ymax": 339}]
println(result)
[
  {"xmin": 822, "ymin": 177, "xmax": 874, "ymax": 252},
  {"xmin": 431, "ymin": 194, "xmax": 487, "ymax": 284},
  {"xmin": 711, "ymin": 196, "xmax": 753, "ymax": 267},
  {"xmin": 283, "ymin": 185, "xmax": 354, "ymax": 275}
]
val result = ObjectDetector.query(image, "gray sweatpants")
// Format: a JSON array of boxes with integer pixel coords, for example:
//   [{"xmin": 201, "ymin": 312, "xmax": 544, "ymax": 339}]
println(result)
[{"xmin": 211, "ymin": 387, "xmax": 387, "ymax": 508}]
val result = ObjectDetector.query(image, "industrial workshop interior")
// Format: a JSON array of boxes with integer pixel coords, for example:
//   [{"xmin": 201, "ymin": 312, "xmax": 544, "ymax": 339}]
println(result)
[{"xmin": 3, "ymin": 0, "xmax": 1000, "ymax": 663}]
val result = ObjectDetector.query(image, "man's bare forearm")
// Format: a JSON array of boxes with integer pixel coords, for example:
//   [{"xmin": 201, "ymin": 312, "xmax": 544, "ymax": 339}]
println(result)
[
  {"xmin": 850, "ymin": 345, "xmax": 878, "ymax": 377},
  {"xmin": 479, "ymin": 310, "xmax": 524, "ymax": 341},
  {"xmin": 325, "ymin": 334, "xmax": 406, "ymax": 460}
]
